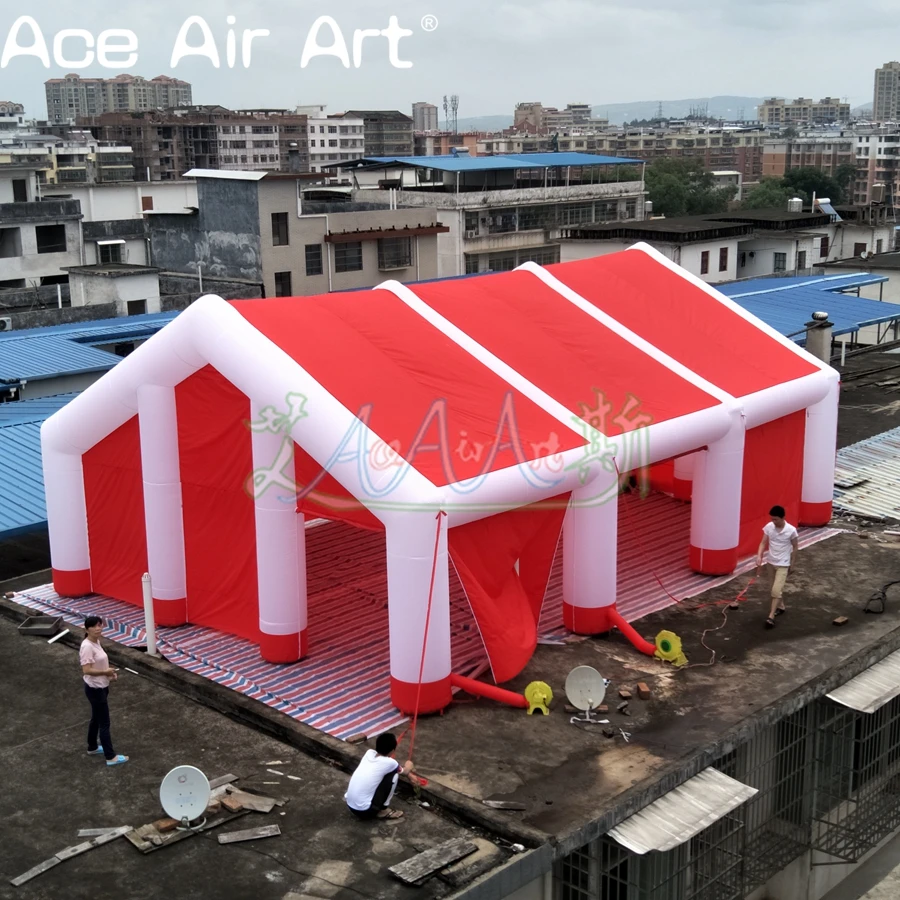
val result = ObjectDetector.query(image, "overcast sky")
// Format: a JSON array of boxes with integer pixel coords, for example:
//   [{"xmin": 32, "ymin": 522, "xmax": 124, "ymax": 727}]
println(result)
[{"xmin": 1, "ymin": 0, "xmax": 895, "ymax": 121}]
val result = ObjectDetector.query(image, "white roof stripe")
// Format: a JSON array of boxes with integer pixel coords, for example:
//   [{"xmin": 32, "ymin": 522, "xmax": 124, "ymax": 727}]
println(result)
[{"xmin": 517, "ymin": 260, "xmax": 736, "ymax": 409}]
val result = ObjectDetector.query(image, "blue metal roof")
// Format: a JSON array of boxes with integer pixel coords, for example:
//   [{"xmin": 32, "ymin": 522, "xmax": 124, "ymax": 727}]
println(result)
[
  {"xmin": 718, "ymin": 273, "xmax": 899, "ymax": 342},
  {"xmin": 341, "ymin": 152, "xmax": 643, "ymax": 173},
  {"xmin": 0, "ymin": 393, "xmax": 81, "ymax": 537},
  {"xmin": 0, "ymin": 312, "xmax": 178, "ymax": 383}
]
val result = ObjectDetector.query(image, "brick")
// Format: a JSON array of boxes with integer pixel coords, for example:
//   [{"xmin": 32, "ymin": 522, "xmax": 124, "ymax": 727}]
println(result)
[
  {"xmin": 345, "ymin": 733, "xmax": 367, "ymax": 744},
  {"xmin": 151, "ymin": 817, "xmax": 179, "ymax": 833},
  {"xmin": 597, "ymin": 705, "xmax": 609, "ymax": 713},
  {"xmin": 616, "ymin": 701, "xmax": 629, "ymax": 712},
  {"xmin": 833, "ymin": 616, "xmax": 849, "ymax": 626},
  {"xmin": 637, "ymin": 683, "xmax": 651, "ymax": 701},
  {"xmin": 618, "ymin": 689, "xmax": 632, "ymax": 700},
  {"xmin": 221, "ymin": 795, "xmax": 244, "ymax": 813}
]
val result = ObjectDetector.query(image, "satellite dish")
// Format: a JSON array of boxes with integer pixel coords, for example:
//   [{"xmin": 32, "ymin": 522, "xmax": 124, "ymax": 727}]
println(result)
[
  {"xmin": 860, "ymin": 250, "xmax": 871, "ymax": 260},
  {"xmin": 160, "ymin": 765, "xmax": 211, "ymax": 830},
  {"xmin": 565, "ymin": 666, "xmax": 610, "ymax": 724}
]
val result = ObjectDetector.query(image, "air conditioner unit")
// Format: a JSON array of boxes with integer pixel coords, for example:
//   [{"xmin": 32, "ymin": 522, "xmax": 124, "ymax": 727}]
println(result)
[
  {"xmin": 0, "ymin": 317, "xmax": 11, "ymax": 331},
  {"xmin": 465, "ymin": 230, "xmax": 478, "ymax": 239}
]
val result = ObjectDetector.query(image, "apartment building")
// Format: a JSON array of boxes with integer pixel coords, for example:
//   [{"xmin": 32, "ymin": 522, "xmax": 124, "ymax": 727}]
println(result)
[
  {"xmin": 415, "ymin": 132, "xmax": 482, "ymax": 156},
  {"xmin": 762, "ymin": 134, "xmax": 856, "ymax": 178},
  {"xmin": 412, "ymin": 102, "xmax": 439, "ymax": 132},
  {"xmin": 306, "ymin": 115, "xmax": 365, "ymax": 174},
  {"xmin": 853, "ymin": 130, "xmax": 900, "ymax": 206},
  {"xmin": 45, "ymin": 74, "xmax": 192, "ymax": 125},
  {"xmin": 0, "ymin": 166, "xmax": 83, "ymax": 289},
  {"xmin": 757, "ymin": 97, "xmax": 851, "ymax": 128},
  {"xmin": 874, "ymin": 61, "xmax": 900, "ymax": 122},
  {"xmin": 148, "ymin": 169, "xmax": 447, "ymax": 298},
  {"xmin": 341, "ymin": 110, "xmax": 414, "ymax": 156},
  {"xmin": 513, "ymin": 101, "xmax": 608, "ymax": 134},
  {"xmin": 559, "ymin": 205, "xmax": 895, "ymax": 284},
  {"xmin": 0, "ymin": 102, "xmax": 26, "ymax": 135},
  {"xmin": 344, "ymin": 152, "xmax": 646, "ymax": 277},
  {"xmin": 80, "ymin": 107, "xmax": 309, "ymax": 180}
]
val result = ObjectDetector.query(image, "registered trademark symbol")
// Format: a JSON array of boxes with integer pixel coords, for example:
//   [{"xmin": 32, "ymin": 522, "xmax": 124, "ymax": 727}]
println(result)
[{"xmin": 421, "ymin": 15, "xmax": 439, "ymax": 31}]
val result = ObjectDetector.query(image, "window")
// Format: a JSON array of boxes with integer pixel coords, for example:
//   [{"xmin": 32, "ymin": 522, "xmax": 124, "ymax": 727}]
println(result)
[
  {"xmin": 328, "ymin": 125, "xmax": 337, "ymax": 133},
  {"xmin": 739, "ymin": 251, "xmax": 746, "ymax": 268},
  {"xmin": 0, "ymin": 227, "xmax": 22, "ymax": 258},
  {"xmin": 378, "ymin": 237, "xmax": 412, "ymax": 270},
  {"xmin": 797, "ymin": 250, "xmax": 807, "ymax": 270},
  {"xmin": 328, "ymin": 140, "xmax": 338, "ymax": 148},
  {"xmin": 126, "ymin": 299, "xmax": 146, "ymax": 316},
  {"xmin": 305, "ymin": 243, "xmax": 323, "ymax": 276},
  {"xmin": 274, "ymin": 271, "xmax": 292, "ymax": 297},
  {"xmin": 35, "ymin": 224, "xmax": 67, "ymax": 254},
  {"xmin": 820, "ymin": 235, "xmax": 829, "ymax": 258},
  {"xmin": 877, "ymin": 239, "xmax": 884, "ymax": 254},
  {"xmin": 854, "ymin": 242, "xmax": 868, "ymax": 257},
  {"xmin": 271, "ymin": 212, "xmax": 289, "ymax": 246},
  {"xmin": 334, "ymin": 241, "xmax": 363, "ymax": 273},
  {"xmin": 12, "ymin": 179, "xmax": 27, "ymax": 202},
  {"xmin": 700, "ymin": 250, "xmax": 710, "ymax": 274},
  {"xmin": 99, "ymin": 243, "xmax": 122, "ymax": 264},
  {"xmin": 774, "ymin": 252, "xmax": 787, "ymax": 272},
  {"xmin": 719, "ymin": 247, "xmax": 729, "ymax": 272}
]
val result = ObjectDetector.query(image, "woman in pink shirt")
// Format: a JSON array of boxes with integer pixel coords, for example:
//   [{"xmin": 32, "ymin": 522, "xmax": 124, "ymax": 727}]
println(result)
[{"xmin": 80, "ymin": 615, "xmax": 128, "ymax": 767}]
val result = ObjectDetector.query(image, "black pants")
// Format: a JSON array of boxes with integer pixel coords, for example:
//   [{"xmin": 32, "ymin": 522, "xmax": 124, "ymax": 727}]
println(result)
[
  {"xmin": 84, "ymin": 684, "xmax": 115, "ymax": 760},
  {"xmin": 349, "ymin": 771, "xmax": 398, "ymax": 820}
]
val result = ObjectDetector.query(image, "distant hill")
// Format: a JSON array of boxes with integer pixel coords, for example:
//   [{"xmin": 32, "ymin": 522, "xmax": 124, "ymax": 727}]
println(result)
[
  {"xmin": 852, "ymin": 104, "xmax": 873, "ymax": 117},
  {"xmin": 593, "ymin": 96, "xmax": 765, "ymax": 124},
  {"xmin": 454, "ymin": 115, "xmax": 514, "ymax": 132}
]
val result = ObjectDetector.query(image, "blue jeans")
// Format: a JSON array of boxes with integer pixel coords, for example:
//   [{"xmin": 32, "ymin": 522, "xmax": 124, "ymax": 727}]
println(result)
[{"xmin": 84, "ymin": 684, "xmax": 115, "ymax": 760}]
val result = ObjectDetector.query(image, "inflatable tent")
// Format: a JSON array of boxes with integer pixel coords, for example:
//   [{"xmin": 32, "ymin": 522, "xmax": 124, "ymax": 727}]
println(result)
[{"xmin": 41, "ymin": 244, "xmax": 838, "ymax": 714}]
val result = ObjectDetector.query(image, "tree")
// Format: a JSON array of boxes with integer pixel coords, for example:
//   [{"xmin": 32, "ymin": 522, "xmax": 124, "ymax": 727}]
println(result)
[
  {"xmin": 742, "ymin": 178, "xmax": 796, "ymax": 210},
  {"xmin": 781, "ymin": 126, "xmax": 800, "ymax": 140},
  {"xmin": 644, "ymin": 158, "xmax": 732, "ymax": 217},
  {"xmin": 834, "ymin": 163, "xmax": 858, "ymax": 191},
  {"xmin": 782, "ymin": 167, "xmax": 845, "ymax": 204}
]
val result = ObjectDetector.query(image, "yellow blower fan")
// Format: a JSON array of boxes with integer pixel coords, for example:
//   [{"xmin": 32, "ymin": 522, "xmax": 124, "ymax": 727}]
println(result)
[
  {"xmin": 524, "ymin": 681, "xmax": 553, "ymax": 715},
  {"xmin": 654, "ymin": 631, "xmax": 687, "ymax": 667}
]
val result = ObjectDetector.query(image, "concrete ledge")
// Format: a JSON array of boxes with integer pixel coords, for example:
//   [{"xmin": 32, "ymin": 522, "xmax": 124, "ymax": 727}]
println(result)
[{"xmin": 0, "ymin": 593, "xmax": 551, "ymax": 851}]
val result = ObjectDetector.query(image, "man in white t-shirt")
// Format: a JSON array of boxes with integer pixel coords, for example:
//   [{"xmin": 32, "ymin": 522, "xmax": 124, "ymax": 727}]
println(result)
[
  {"xmin": 345, "ymin": 732, "xmax": 417, "ymax": 820},
  {"xmin": 757, "ymin": 505, "xmax": 800, "ymax": 629}
]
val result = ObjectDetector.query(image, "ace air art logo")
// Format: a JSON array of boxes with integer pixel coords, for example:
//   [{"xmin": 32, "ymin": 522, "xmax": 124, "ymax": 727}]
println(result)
[{"xmin": 1, "ymin": 13, "xmax": 439, "ymax": 71}]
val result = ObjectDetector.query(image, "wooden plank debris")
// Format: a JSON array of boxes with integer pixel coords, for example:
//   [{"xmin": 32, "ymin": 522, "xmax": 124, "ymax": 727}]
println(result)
[
  {"xmin": 482, "ymin": 800, "xmax": 527, "ymax": 811},
  {"xmin": 224, "ymin": 784, "xmax": 281, "ymax": 811},
  {"xmin": 217, "ymin": 825, "xmax": 281, "ymax": 844},
  {"xmin": 124, "ymin": 811, "xmax": 248, "ymax": 854},
  {"xmin": 11, "ymin": 826, "xmax": 131, "ymax": 886},
  {"xmin": 77, "ymin": 827, "xmax": 128, "ymax": 837},
  {"xmin": 389, "ymin": 839, "xmax": 478, "ymax": 885},
  {"xmin": 208, "ymin": 774, "xmax": 239, "ymax": 789}
]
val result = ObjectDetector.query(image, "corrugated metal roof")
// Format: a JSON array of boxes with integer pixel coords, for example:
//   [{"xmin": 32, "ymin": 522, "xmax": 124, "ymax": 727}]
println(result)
[
  {"xmin": 0, "ymin": 392, "xmax": 79, "ymax": 425},
  {"xmin": 0, "ymin": 336, "xmax": 121, "ymax": 382},
  {"xmin": 827, "ymin": 648, "xmax": 900, "ymax": 713},
  {"xmin": 0, "ymin": 312, "xmax": 178, "ymax": 382},
  {"xmin": 608, "ymin": 767, "xmax": 758, "ymax": 854},
  {"xmin": 718, "ymin": 275, "xmax": 899, "ymax": 343},
  {"xmin": 338, "ymin": 152, "xmax": 643, "ymax": 172},
  {"xmin": 720, "ymin": 273, "xmax": 887, "ymax": 296},
  {"xmin": 0, "ymin": 420, "xmax": 47, "ymax": 535},
  {"xmin": 833, "ymin": 427, "xmax": 900, "ymax": 520}
]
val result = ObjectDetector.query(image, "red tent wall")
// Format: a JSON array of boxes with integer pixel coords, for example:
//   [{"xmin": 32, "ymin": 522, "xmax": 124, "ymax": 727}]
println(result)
[
  {"xmin": 738, "ymin": 410, "xmax": 805, "ymax": 555},
  {"xmin": 176, "ymin": 366, "xmax": 260, "ymax": 642},
  {"xmin": 83, "ymin": 416, "xmax": 147, "ymax": 606},
  {"xmin": 448, "ymin": 495, "xmax": 569, "ymax": 683}
]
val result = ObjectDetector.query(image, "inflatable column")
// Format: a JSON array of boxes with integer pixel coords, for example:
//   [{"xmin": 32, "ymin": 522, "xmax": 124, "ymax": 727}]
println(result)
[
  {"xmin": 251, "ymin": 412, "xmax": 307, "ymax": 663},
  {"xmin": 386, "ymin": 511, "xmax": 452, "ymax": 714},
  {"xmin": 689, "ymin": 415, "xmax": 745, "ymax": 575},
  {"xmin": 137, "ymin": 384, "xmax": 187, "ymax": 626},
  {"xmin": 43, "ymin": 418, "xmax": 92, "ymax": 597},
  {"xmin": 562, "ymin": 481, "xmax": 618, "ymax": 634},
  {"xmin": 672, "ymin": 452, "xmax": 697, "ymax": 502},
  {"xmin": 800, "ymin": 375, "xmax": 839, "ymax": 526}
]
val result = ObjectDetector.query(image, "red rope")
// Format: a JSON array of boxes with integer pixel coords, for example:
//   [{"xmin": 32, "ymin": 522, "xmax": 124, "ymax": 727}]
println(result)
[{"xmin": 407, "ymin": 510, "xmax": 446, "ymax": 762}]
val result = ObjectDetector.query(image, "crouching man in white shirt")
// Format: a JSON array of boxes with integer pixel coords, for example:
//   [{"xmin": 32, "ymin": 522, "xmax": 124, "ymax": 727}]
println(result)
[
  {"xmin": 345, "ymin": 732, "xmax": 418, "ymax": 821},
  {"xmin": 757, "ymin": 504, "xmax": 799, "ymax": 630}
]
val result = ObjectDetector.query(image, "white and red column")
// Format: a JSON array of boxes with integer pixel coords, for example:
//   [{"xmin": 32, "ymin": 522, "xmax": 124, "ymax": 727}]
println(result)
[
  {"xmin": 689, "ymin": 417, "xmax": 744, "ymax": 575},
  {"xmin": 672, "ymin": 452, "xmax": 697, "ymax": 502},
  {"xmin": 562, "ymin": 481, "xmax": 618, "ymax": 634},
  {"xmin": 137, "ymin": 384, "xmax": 187, "ymax": 626},
  {"xmin": 800, "ymin": 376, "xmax": 839, "ymax": 526},
  {"xmin": 42, "ymin": 419, "xmax": 92, "ymax": 596},
  {"xmin": 386, "ymin": 511, "xmax": 452, "ymax": 714},
  {"xmin": 251, "ymin": 416, "xmax": 307, "ymax": 663}
]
